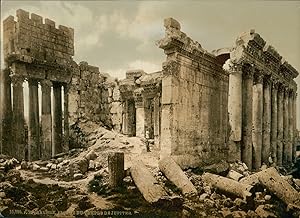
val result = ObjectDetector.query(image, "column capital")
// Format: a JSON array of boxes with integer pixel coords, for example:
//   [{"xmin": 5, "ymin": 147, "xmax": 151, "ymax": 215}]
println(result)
[
  {"xmin": 263, "ymin": 75, "xmax": 272, "ymax": 86},
  {"xmin": 10, "ymin": 74, "xmax": 24, "ymax": 87},
  {"xmin": 253, "ymin": 73, "xmax": 264, "ymax": 85},
  {"xmin": 242, "ymin": 64, "xmax": 254, "ymax": 79},
  {"xmin": 229, "ymin": 62, "xmax": 243, "ymax": 72},
  {"xmin": 40, "ymin": 80, "xmax": 52, "ymax": 89},
  {"xmin": 271, "ymin": 77, "xmax": 280, "ymax": 90}
]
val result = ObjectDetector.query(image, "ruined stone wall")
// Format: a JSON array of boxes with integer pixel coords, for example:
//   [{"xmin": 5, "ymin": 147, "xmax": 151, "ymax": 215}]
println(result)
[
  {"xmin": 69, "ymin": 62, "xmax": 123, "ymax": 132},
  {"xmin": 158, "ymin": 18, "xmax": 229, "ymax": 168}
]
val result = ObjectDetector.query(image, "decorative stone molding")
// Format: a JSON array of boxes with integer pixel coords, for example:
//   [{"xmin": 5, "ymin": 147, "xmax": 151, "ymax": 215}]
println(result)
[
  {"xmin": 10, "ymin": 74, "xmax": 24, "ymax": 87},
  {"xmin": 242, "ymin": 64, "xmax": 254, "ymax": 79},
  {"xmin": 253, "ymin": 72, "xmax": 264, "ymax": 84},
  {"xmin": 162, "ymin": 60, "xmax": 180, "ymax": 77}
]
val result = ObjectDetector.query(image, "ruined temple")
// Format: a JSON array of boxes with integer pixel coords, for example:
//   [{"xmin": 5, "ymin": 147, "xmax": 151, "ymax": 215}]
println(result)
[{"xmin": 0, "ymin": 10, "xmax": 298, "ymax": 170}]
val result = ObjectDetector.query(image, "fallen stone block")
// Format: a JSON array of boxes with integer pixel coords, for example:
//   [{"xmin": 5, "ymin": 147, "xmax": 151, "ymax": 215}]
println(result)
[
  {"xmin": 227, "ymin": 170, "xmax": 244, "ymax": 181},
  {"xmin": 159, "ymin": 157, "xmax": 197, "ymax": 196},
  {"xmin": 258, "ymin": 167, "xmax": 300, "ymax": 207},
  {"xmin": 202, "ymin": 172, "xmax": 253, "ymax": 201},
  {"xmin": 131, "ymin": 159, "xmax": 182, "ymax": 207}
]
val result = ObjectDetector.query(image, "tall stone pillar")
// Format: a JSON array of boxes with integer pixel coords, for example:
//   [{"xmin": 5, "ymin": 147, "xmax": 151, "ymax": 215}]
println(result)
[
  {"xmin": 52, "ymin": 82, "xmax": 63, "ymax": 156},
  {"xmin": 11, "ymin": 75, "xmax": 25, "ymax": 160},
  {"xmin": 41, "ymin": 80, "xmax": 52, "ymax": 160},
  {"xmin": 252, "ymin": 73, "xmax": 263, "ymax": 170},
  {"xmin": 293, "ymin": 93, "xmax": 297, "ymax": 162},
  {"xmin": 63, "ymin": 84, "xmax": 69, "ymax": 152},
  {"xmin": 283, "ymin": 87, "xmax": 289, "ymax": 165},
  {"xmin": 241, "ymin": 64, "xmax": 253, "ymax": 170},
  {"xmin": 277, "ymin": 84, "xmax": 284, "ymax": 166},
  {"xmin": 28, "ymin": 79, "xmax": 40, "ymax": 161},
  {"xmin": 0, "ymin": 69, "xmax": 12, "ymax": 155},
  {"xmin": 135, "ymin": 95, "xmax": 145, "ymax": 138},
  {"xmin": 262, "ymin": 76, "xmax": 271, "ymax": 164},
  {"xmin": 288, "ymin": 90, "xmax": 294, "ymax": 164},
  {"xmin": 270, "ymin": 80, "xmax": 278, "ymax": 164}
]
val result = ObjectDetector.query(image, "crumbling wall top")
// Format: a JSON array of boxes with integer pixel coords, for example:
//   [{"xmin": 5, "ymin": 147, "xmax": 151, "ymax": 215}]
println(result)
[{"xmin": 3, "ymin": 9, "xmax": 74, "ymax": 71}]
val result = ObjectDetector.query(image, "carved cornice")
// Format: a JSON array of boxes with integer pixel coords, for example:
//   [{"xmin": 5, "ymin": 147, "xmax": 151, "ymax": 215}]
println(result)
[
  {"xmin": 10, "ymin": 74, "xmax": 24, "ymax": 87},
  {"xmin": 162, "ymin": 60, "xmax": 181, "ymax": 77},
  {"xmin": 253, "ymin": 72, "xmax": 264, "ymax": 84}
]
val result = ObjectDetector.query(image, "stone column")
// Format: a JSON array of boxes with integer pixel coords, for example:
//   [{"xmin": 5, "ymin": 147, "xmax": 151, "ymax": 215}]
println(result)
[
  {"xmin": 270, "ymin": 80, "xmax": 278, "ymax": 164},
  {"xmin": 11, "ymin": 74, "xmax": 25, "ymax": 160},
  {"xmin": 41, "ymin": 80, "xmax": 52, "ymax": 160},
  {"xmin": 252, "ymin": 73, "xmax": 263, "ymax": 170},
  {"xmin": 293, "ymin": 93, "xmax": 297, "ymax": 162},
  {"xmin": 288, "ymin": 90, "xmax": 294, "ymax": 164},
  {"xmin": 28, "ymin": 79, "xmax": 40, "ymax": 161},
  {"xmin": 262, "ymin": 76, "xmax": 271, "ymax": 164},
  {"xmin": 52, "ymin": 82, "xmax": 63, "ymax": 156},
  {"xmin": 283, "ymin": 87, "xmax": 289, "ymax": 165},
  {"xmin": 63, "ymin": 84, "xmax": 69, "ymax": 152},
  {"xmin": 0, "ymin": 69, "xmax": 12, "ymax": 155},
  {"xmin": 135, "ymin": 95, "xmax": 145, "ymax": 138},
  {"xmin": 277, "ymin": 84, "xmax": 284, "ymax": 166},
  {"xmin": 241, "ymin": 64, "xmax": 253, "ymax": 170},
  {"xmin": 228, "ymin": 63, "xmax": 243, "ymax": 162}
]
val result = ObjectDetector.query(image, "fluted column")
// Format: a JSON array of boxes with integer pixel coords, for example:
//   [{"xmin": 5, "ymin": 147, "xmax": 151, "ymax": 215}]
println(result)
[
  {"xmin": 277, "ymin": 84, "xmax": 284, "ymax": 166},
  {"xmin": 270, "ymin": 80, "xmax": 278, "ymax": 164},
  {"xmin": 0, "ymin": 69, "xmax": 12, "ymax": 155},
  {"xmin": 283, "ymin": 87, "xmax": 289, "ymax": 165},
  {"xmin": 288, "ymin": 90, "xmax": 294, "ymax": 164},
  {"xmin": 52, "ymin": 82, "xmax": 63, "ymax": 156},
  {"xmin": 293, "ymin": 93, "xmax": 297, "ymax": 162},
  {"xmin": 11, "ymin": 75, "xmax": 25, "ymax": 160},
  {"xmin": 63, "ymin": 84, "xmax": 69, "ymax": 152},
  {"xmin": 262, "ymin": 76, "xmax": 271, "ymax": 164},
  {"xmin": 28, "ymin": 79, "xmax": 40, "ymax": 161},
  {"xmin": 252, "ymin": 72, "xmax": 263, "ymax": 170},
  {"xmin": 41, "ymin": 80, "xmax": 52, "ymax": 160},
  {"xmin": 241, "ymin": 64, "xmax": 253, "ymax": 170}
]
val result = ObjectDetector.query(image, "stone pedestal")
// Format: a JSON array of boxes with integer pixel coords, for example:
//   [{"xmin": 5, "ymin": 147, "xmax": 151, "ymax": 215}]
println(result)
[
  {"xmin": 0, "ymin": 69, "xmax": 12, "ymax": 156},
  {"xmin": 277, "ymin": 85, "xmax": 284, "ymax": 166},
  {"xmin": 11, "ymin": 74, "xmax": 25, "ymax": 160},
  {"xmin": 262, "ymin": 77, "xmax": 271, "ymax": 164},
  {"xmin": 53, "ymin": 82, "xmax": 63, "ymax": 156},
  {"xmin": 41, "ymin": 80, "xmax": 52, "ymax": 160},
  {"xmin": 252, "ymin": 73, "xmax": 263, "ymax": 170},
  {"xmin": 270, "ymin": 81, "xmax": 278, "ymax": 164},
  {"xmin": 28, "ymin": 79, "xmax": 40, "ymax": 161},
  {"xmin": 241, "ymin": 64, "xmax": 253, "ymax": 170}
]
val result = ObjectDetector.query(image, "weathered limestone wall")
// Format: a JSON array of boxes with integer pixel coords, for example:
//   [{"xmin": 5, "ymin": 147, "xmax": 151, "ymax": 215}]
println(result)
[
  {"xmin": 158, "ymin": 18, "xmax": 229, "ymax": 168},
  {"xmin": 69, "ymin": 62, "xmax": 123, "ymax": 132}
]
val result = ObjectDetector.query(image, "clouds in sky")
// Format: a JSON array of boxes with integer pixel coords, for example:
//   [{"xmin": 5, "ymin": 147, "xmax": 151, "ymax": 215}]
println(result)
[{"xmin": 1, "ymin": 0, "xmax": 300, "ymax": 126}]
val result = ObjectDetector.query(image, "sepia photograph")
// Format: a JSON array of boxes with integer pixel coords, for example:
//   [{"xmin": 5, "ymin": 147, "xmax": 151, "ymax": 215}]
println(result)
[{"xmin": 0, "ymin": 0, "xmax": 300, "ymax": 217}]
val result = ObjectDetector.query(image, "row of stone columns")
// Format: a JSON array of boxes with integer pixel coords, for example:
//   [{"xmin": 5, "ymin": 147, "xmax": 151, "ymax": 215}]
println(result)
[
  {"xmin": 241, "ymin": 64, "xmax": 298, "ymax": 170},
  {"xmin": 0, "ymin": 70, "xmax": 69, "ymax": 161}
]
